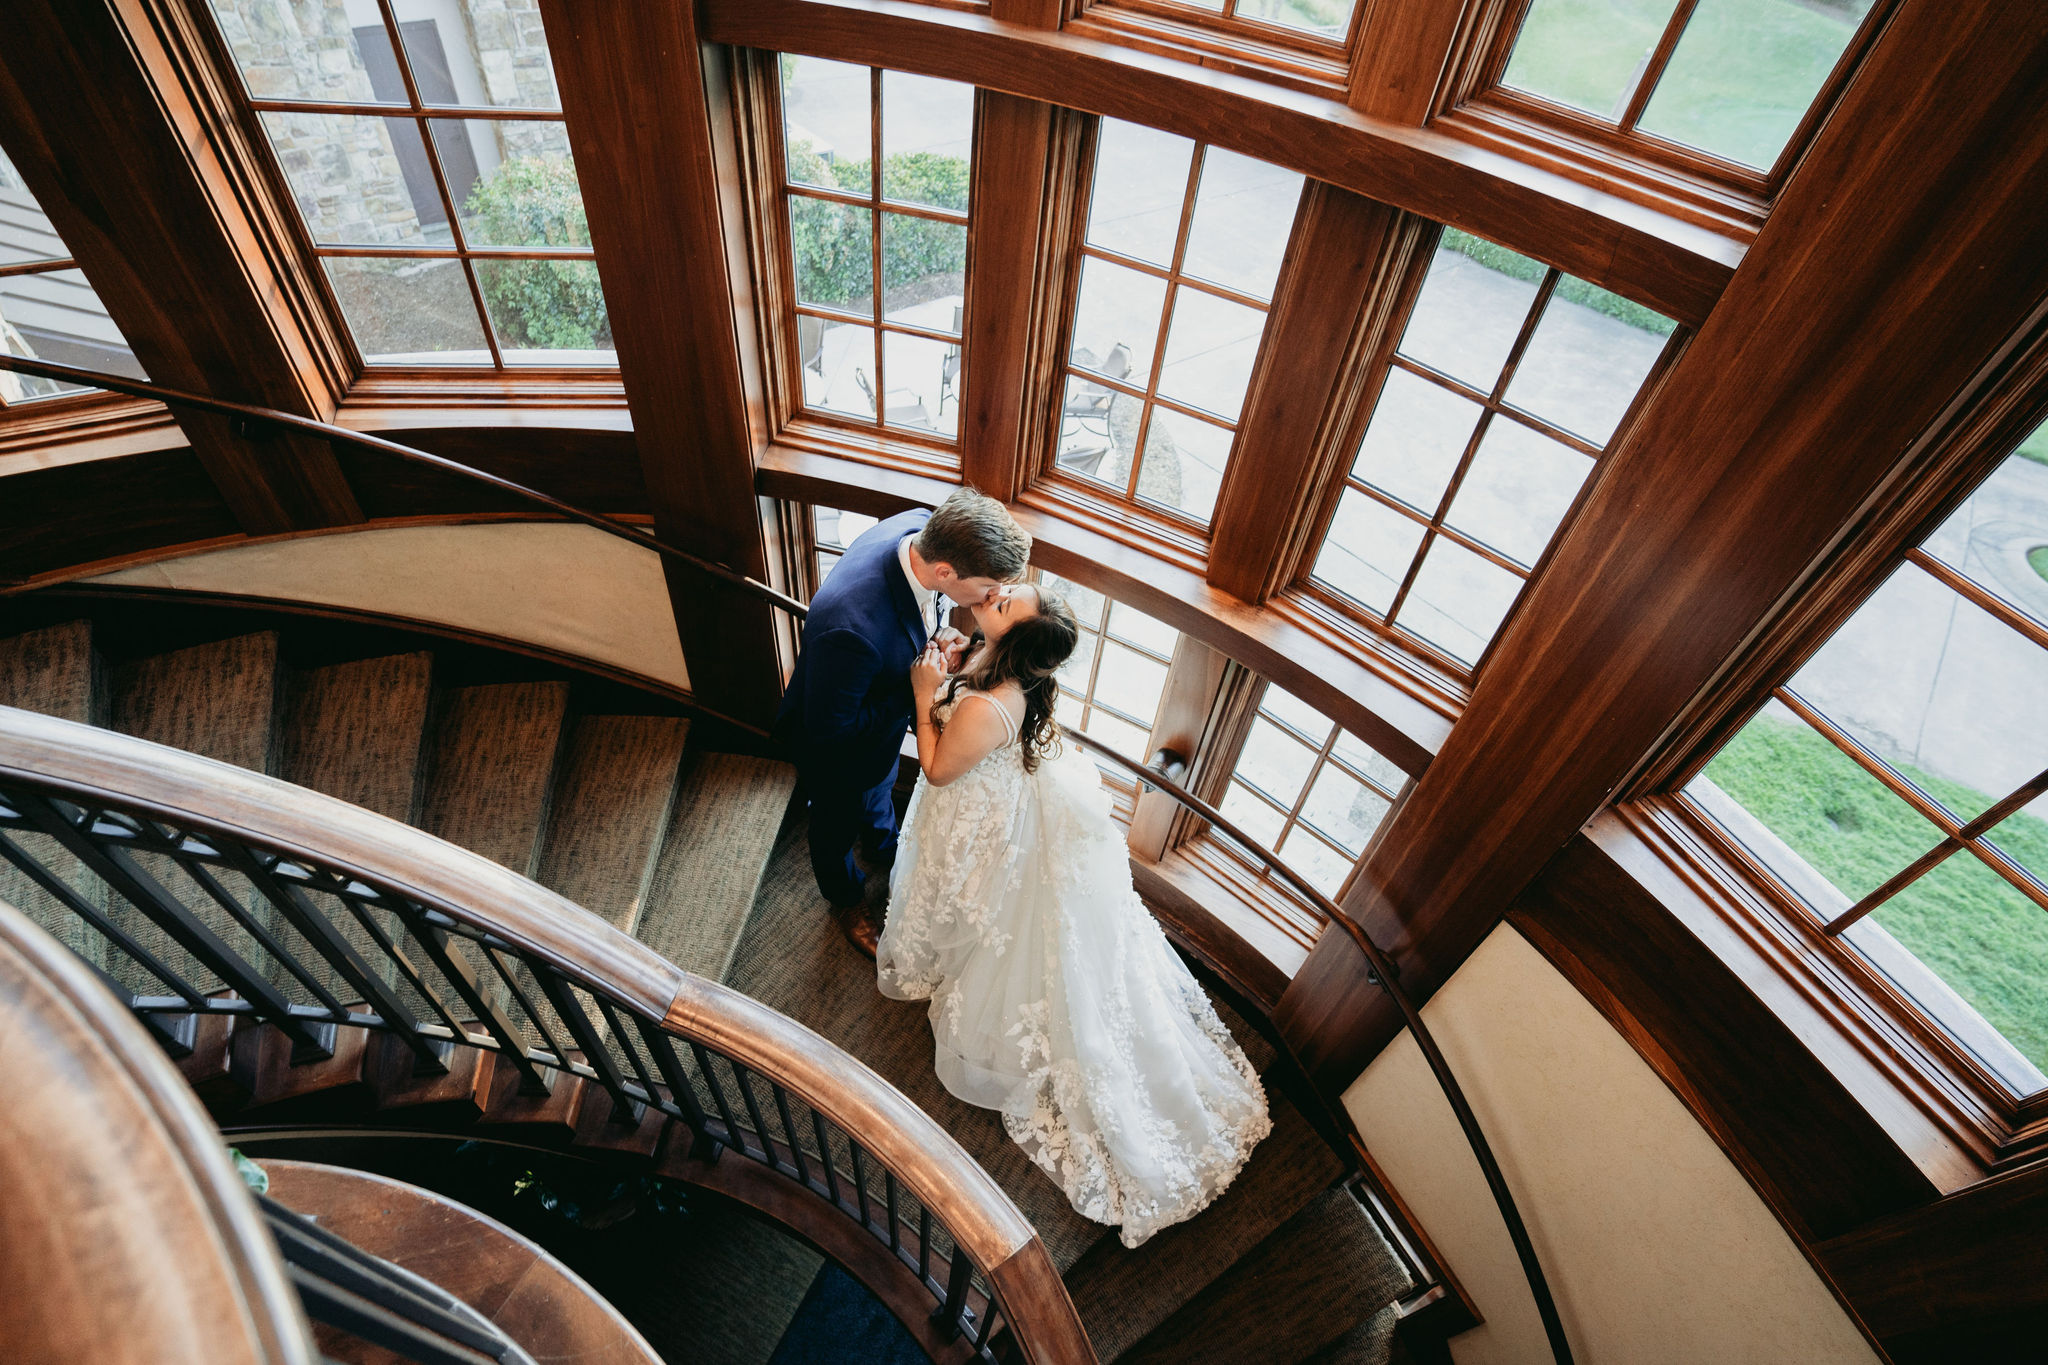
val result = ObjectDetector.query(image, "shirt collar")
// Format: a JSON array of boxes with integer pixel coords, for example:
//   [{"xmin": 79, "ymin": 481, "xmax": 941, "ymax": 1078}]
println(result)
[{"xmin": 897, "ymin": 533, "xmax": 937, "ymax": 619}]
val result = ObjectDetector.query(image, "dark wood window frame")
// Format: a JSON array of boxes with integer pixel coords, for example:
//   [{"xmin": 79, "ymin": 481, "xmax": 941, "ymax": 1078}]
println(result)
[
  {"xmin": 1427, "ymin": 0, "xmax": 1902, "ymax": 235},
  {"xmin": 1066, "ymin": 0, "xmax": 1361, "ymax": 98},
  {"xmin": 1622, "ymin": 310, "xmax": 2048, "ymax": 1170}
]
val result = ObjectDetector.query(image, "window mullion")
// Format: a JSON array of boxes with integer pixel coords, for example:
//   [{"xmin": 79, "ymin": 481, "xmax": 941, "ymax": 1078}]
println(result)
[{"xmin": 1617, "ymin": 0, "xmax": 1703, "ymax": 133}]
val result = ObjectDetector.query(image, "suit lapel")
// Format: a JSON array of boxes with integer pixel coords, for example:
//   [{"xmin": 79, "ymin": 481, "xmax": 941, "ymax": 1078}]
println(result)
[{"xmin": 884, "ymin": 536, "xmax": 928, "ymax": 656}]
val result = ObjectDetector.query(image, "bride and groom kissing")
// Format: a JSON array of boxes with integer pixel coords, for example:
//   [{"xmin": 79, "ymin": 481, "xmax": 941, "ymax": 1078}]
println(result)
[{"xmin": 774, "ymin": 488, "xmax": 1270, "ymax": 1248}]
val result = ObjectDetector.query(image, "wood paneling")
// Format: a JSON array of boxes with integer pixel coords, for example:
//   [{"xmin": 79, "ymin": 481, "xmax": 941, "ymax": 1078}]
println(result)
[
  {"xmin": 0, "ymin": 450, "xmax": 242, "ymax": 585},
  {"xmin": 0, "ymin": 0, "xmax": 359, "ymax": 536},
  {"xmin": 334, "ymin": 428, "xmax": 650, "ymax": 520},
  {"xmin": 1275, "ymin": 0, "xmax": 2048, "ymax": 1093},
  {"xmin": 538, "ymin": 1, "xmax": 784, "ymax": 724},
  {"xmin": 699, "ymin": 0, "xmax": 1739, "ymax": 327},
  {"xmin": 1346, "ymin": 0, "xmax": 1471, "ymax": 122}
]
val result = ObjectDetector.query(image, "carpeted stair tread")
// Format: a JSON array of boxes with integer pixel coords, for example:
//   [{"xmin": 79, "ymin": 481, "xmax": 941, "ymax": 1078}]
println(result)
[
  {"xmin": 277, "ymin": 652, "xmax": 433, "ymax": 823},
  {"xmin": 417, "ymin": 681, "xmax": 571, "ymax": 878},
  {"xmin": 0, "ymin": 621, "xmax": 105, "ymax": 967},
  {"xmin": 1300, "ymin": 1304, "xmax": 1402, "ymax": 1365},
  {"xmin": 537, "ymin": 715, "xmax": 691, "ymax": 935},
  {"xmin": 635, "ymin": 752, "xmax": 797, "ymax": 982},
  {"xmin": 110, "ymin": 631, "xmax": 280, "ymax": 774},
  {"xmin": 1063, "ymin": 1086, "xmax": 1347, "ymax": 1360},
  {"xmin": 727, "ymin": 823, "xmax": 1115, "ymax": 1273},
  {"xmin": 1118, "ymin": 1187, "xmax": 1414, "ymax": 1365}
]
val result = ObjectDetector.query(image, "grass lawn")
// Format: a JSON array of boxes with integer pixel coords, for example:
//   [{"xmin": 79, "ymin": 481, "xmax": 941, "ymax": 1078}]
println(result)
[
  {"xmin": 1503, "ymin": 0, "xmax": 1870, "ymax": 169},
  {"xmin": 1704, "ymin": 714, "xmax": 2048, "ymax": 1069}
]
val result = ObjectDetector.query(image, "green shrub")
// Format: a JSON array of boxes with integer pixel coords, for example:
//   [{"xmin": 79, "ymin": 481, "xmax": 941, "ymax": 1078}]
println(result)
[
  {"xmin": 788, "ymin": 140, "xmax": 968, "ymax": 312},
  {"xmin": 464, "ymin": 156, "xmax": 612, "ymax": 351},
  {"xmin": 1441, "ymin": 228, "xmax": 1676, "ymax": 336}
]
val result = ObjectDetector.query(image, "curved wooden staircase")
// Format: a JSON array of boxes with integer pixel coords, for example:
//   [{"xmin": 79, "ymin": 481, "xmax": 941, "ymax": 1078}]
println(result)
[{"xmin": 0, "ymin": 609, "xmax": 1417, "ymax": 1364}]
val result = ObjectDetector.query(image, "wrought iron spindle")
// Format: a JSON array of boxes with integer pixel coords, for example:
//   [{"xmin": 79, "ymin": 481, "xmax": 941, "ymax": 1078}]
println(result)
[
  {"xmin": 732, "ymin": 1063, "xmax": 782, "ymax": 1173},
  {"xmin": 690, "ymin": 1041, "xmax": 748, "ymax": 1159},
  {"xmin": 533, "ymin": 967, "xmax": 642, "ymax": 1126},
  {"xmin": 0, "ymin": 827, "xmax": 204, "ymax": 1007},
  {"xmin": 403, "ymin": 917, "xmax": 552, "ymax": 1094},
  {"xmin": 771, "ymin": 1083, "xmax": 814, "ymax": 1187},
  {"xmin": 812, "ymin": 1109, "xmax": 842, "ymax": 1204},
  {"xmin": 933, "ymin": 1249, "xmax": 976, "ymax": 1340},
  {"xmin": 636, "ymin": 1018, "xmax": 721, "ymax": 1157}
]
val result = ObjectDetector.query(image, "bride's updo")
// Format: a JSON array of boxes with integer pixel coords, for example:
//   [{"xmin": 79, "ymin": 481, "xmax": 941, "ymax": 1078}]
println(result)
[{"xmin": 936, "ymin": 585, "xmax": 1080, "ymax": 772}]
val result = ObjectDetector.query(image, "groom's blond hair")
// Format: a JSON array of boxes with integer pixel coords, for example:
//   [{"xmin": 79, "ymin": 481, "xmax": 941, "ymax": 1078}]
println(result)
[{"xmin": 916, "ymin": 487, "xmax": 1030, "ymax": 582}]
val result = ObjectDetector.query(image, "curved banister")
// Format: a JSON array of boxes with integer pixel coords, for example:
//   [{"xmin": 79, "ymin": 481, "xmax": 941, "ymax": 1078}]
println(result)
[
  {"xmin": 0, "ymin": 896, "xmax": 317, "ymax": 1364},
  {"xmin": 0, "ymin": 705, "xmax": 1090, "ymax": 1364},
  {"xmin": 2, "ymin": 355, "xmax": 1569, "ymax": 1362}
]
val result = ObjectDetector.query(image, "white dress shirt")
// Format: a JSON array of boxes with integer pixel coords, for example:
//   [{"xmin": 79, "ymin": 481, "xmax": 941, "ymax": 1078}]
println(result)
[{"xmin": 897, "ymin": 533, "xmax": 940, "ymax": 634}]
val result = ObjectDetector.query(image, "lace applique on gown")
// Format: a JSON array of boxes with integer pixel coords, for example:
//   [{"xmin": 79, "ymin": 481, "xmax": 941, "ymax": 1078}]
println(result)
[{"xmin": 877, "ymin": 690, "xmax": 1271, "ymax": 1248}]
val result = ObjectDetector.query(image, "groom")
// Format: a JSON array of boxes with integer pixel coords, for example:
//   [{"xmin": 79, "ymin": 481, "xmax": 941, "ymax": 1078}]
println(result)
[{"xmin": 775, "ymin": 488, "xmax": 1030, "ymax": 955}]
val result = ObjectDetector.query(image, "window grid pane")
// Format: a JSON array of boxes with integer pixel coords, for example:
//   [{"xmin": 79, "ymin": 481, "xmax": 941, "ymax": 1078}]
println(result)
[
  {"xmin": 1034, "ymin": 570, "xmax": 1177, "ymax": 788},
  {"xmin": 1055, "ymin": 122, "xmax": 1302, "ymax": 528},
  {"xmin": 1310, "ymin": 227, "xmax": 1677, "ymax": 674},
  {"xmin": 0, "ymin": 150, "xmax": 144, "ymax": 406},
  {"xmin": 782, "ymin": 59, "xmax": 971, "ymax": 446},
  {"xmin": 1687, "ymin": 418, "xmax": 2048, "ymax": 1087},
  {"xmin": 205, "ymin": 2, "xmax": 611, "ymax": 372}
]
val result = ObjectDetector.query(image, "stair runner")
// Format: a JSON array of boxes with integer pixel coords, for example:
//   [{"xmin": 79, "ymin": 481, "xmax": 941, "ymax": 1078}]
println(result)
[{"xmin": 0, "ymin": 616, "xmax": 1413, "ymax": 1364}]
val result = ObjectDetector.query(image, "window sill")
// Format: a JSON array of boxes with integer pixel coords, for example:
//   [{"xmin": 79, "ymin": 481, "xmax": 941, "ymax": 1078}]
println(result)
[
  {"xmin": 1063, "ymin": 3, "xmax": 1350, "ymax": 100},
  {"xmin": 0, "ymin": 395, "xmax": 180, "ymax": 474}
]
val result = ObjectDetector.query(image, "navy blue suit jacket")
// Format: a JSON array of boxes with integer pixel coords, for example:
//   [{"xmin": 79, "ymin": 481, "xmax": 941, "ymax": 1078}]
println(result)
[{"xmin": 774, "ymin": 509, "xmax": 933, "ymax": 792}]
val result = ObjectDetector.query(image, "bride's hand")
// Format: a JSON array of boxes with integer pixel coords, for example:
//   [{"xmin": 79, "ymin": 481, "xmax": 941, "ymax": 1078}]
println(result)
[{"xmin": 910, "ymin": 643, "xmax": 946, "ymax": 706}]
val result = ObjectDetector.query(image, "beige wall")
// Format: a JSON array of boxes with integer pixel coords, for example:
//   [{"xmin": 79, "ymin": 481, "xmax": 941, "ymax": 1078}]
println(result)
[
  {"xmin": 1344, "ymin": 924, "xmax": 1877, "ymax": 1365},
  {"xmin": 92, "ymin": 522, "xmax": 687, "ymax": 691}
]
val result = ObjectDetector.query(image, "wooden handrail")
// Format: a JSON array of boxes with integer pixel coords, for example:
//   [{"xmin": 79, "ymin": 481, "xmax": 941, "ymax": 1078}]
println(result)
[
  {"xmin": 0, "ymin": 896, "xmax": 317, "ymax": 1364},
  {"xmin": 0, "ymin": 705, "xmax": 1089, "ymax": 1364},
  {"xmin": 1068, "ymin": 731, "xmax": 1576, "ymax": 1365},
  {"xmin": 0, "ymin": 354, "xmax": 810, "ymax": 622}
]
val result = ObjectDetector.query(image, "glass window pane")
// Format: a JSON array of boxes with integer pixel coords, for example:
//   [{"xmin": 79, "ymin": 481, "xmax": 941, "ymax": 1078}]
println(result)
[
  {"xmin": 1638, "ymin": 0, "xmax": 1877, "ymax": 170},
  {"xmin": 1056, "ymin": 374, "xmax": 1126, "ymax": 485},
  {"xmin": 1069, "ymin": 257, "xmax": 1167, "ymax": 386},
  {"xmin": 1503, "ymin": 282, "xmax": 1671, "ymax": 445},
  {"xmin": 1444, "ymin": 419, "xmax": 1595, "ymax": 568},
  {"xmin": 1138, "ymin": 408, "xmax": 1233, "ymax": 524},
  {"xmin": 880, "ymin": 331, "xmax": 955, "ymax": 436},
  {"xmin": 1353, "ymin": 368, "xmax": 1485, "ymax": 514},
  {"xmin": 441, "ymin": 122, "xmax": 584, "ymax": 246},
  {"xmin": 1236, "ymin": 716, "xmax": 1319, "ymax": 805},
  {"xmin": 1094, "ymin": 641, "xmax": 1169, "ymax": 726},
  {"xmin": 1259, "ymin": 686, "xmax": 1335, "ymax": 746},
  {"xmin": 1039, "ymin": 572, "xmax": 1106, "ymax": 627},
  {"xmin": 1280, "ymin": 828, "xmax": 1357, "ymax": 897},
  {"xmin": 1920, "ymin": 431, "xmax": 2048, "ymax": 635},
  {"xmin": 1698, "ymin": 701, "xmax": 1945, "ymax": 906},
  {"xmin": 1397, "ymin": 232, "xmax": 1544, "ymax": 391},
  {"xmin": 1988, "ymin": 798, "xmax": 2048, "ymax": 902},
  {"xmin": 1299, "ymin": 764, "xmax": 1390, "ymax": 854},
  {"xmin": 1863, "ymin": 849, "xmax": 2048, "ymax": 1073},
  {"xmin": 1395, "ymin": 536, "xmax": 1525, "ymax": 665},
  {"xmin": 1500, "ymin": 0, "xmax": 1678, "ymax": 120},
  {"xmin": 1055, "ymin": 627, "xmax": 1099, "ymax": 700},
  {"xmin": 0, "ymin": 151, "xmax": 70, "ymax": 267},
  {"xmin": 800, "ymin": 316, "xmax": 875, "ymax": 419},
  {"xmin": 1234, "ymin": 0, "xmax": 1359, "ymax": 39},
  {"xmin": 1332, "ymin": 730, "xmax": 1408, "ymax": 796},
  {"xmin": 1221, "ymin": 781, "xmax": 1289, "ymax": 849},
  {"xmin": 1787, "ymin": 562, "xmax": 2048, "ymax": 826},
  {"xmin": 393, "ymin": 2, "xmax": 563, "ymax": 109},
  {"xmin": 206, "ymin": 4, "xmax": 398, "ymax": 104},
  {"xmin": 881, "ymin": 72, "xmax": 974, "ymax": 210},
  {"xmin": 1085, "ymin": 120, "xmax": 1196, "ymax": 267},
  {"xmin": 1179, "ymin": 149, "xmax": 1304, "ymax": 302},
  {"xmin": 790, "ymin": 198, "xmax": 872, "ymax": 310},
  {"xmin": 1107, "ymin": 602, "xmax": 1177, "ymax": 657},
  {"xmin": 1157, "ymin": 287, "xmax": 1267, "ymax": 423},
  {"xmin": 261, "ymin": 111, "xmax": 450, "ymax": 246},
  {"xmin": 882, "ymin": 215, "xmax": 966, "ymax": 327},
  {"xmin": 1081, "ymin": 706, "xmax": 1152, "ymax": 762},
  {"xmin": 0, "ymin": 268, "xmax": 145, "ymax": 388},
  {"xmin": 324, "ymin": 256, "xmax": 488, "ymax": 364},
  {"xmin": 1313, "ymin": 488, "xmax": 1429, "ymax": 616},
  {"xmin": 782, "ymin": 57, "xmax": 870, "ymax": 191},
  {"xmin": 474, "ymin": 258, "xmax": 612, "ymax": 364},
  {"xmin": 815, "ymin": 507, "xmax": 878, "ymax": 551}
]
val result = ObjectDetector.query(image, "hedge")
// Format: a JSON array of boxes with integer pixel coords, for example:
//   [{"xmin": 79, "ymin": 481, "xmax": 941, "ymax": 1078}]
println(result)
[
  {"xmin": 464, "ymin": 156, "xmax": 612, "ymax": 351},
  {"xmin": 1440, "ymin": 228, "xmax": 1676, "ymax": 336},
  {"xmin": 789, "ymin": 139, "xmax": 968, "ymax": 312}
]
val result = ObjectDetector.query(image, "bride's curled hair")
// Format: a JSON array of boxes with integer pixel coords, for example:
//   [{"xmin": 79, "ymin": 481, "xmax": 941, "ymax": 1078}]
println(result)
[{"xmin": 935, "ymin": 586, "xmax": 1080, "ymax": 772}]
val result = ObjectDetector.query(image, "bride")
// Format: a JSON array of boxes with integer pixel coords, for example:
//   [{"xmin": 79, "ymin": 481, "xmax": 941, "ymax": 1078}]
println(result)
[{"xmin": 877, "ymin": 581, "xmax": 1271, "ymax": 1249}]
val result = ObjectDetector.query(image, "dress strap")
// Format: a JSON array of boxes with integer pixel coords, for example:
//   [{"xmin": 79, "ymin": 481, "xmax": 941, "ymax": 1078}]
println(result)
[{"xmin": 958, "ymin": 689, "xmax": 1021, "ymax": 745}]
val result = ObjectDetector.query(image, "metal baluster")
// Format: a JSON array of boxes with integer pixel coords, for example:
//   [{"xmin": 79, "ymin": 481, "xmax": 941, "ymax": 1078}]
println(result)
[
  {"xmin": 918, "ymin": 1205, "xmax": 933, "ymax": 1286},
  {"xmin": 636, "ymin": 1018, "xmax": 721, "ymax": 1159},
  {"xmin": 0, "ymin": 829, "xmax": 204, "ymax": 1007},
  {"xmin": 932, "ymin": 1250, "xmax": 975, "ymax": 1341},
  {"xmin": 972, "ymin": 1292, "xmax": 1001, "ymax": 1352},
  {"xmin": 403, "ymin": 915, "xmax": 552, "ymax": 1095},
  {"xmin": 19, "ymin": 792, "xmax": 333, "ymax": 1060},
  {"xmin": 482, "ymin": 942, "xmax": 573, "ymax": 1067},
  {"xmin": 595, "ymin": 998, "xmax": 662, "ymax": 1108},
  {"xmin": 337, "ymin": 892, "xmax": 467, "ymax": 1036},
  {"xmin": 731, "ymin": 1063, "xmax": 782, "ymax": 1174},
  {"xmin": 221, "ymin": 845, "xmax": 446, "ymax": 1070},
  {"xmin": 771, "ymin": 1083, "xmax": 813, "ymax": 1188},
  {"xmin": 690, "ymin": 1043, "xmax": 747, "ymax": 1159},
  {"xmin": 850, "ymin": 1139, "xmax": 873, "ymax": 1228},
  {"xmin": 886, "ymin": 1171, "xmax": 901, "ymax": 1254},
  {"xmin": 176, "ymin": 852, "xmax": 352, "ymax": 1019},
  {"xmin": 812, "ymin": 1110, "xmax": 841, "ymax": 1205},
  {"xmin": 532, "ymin": 967, "xmax": 641, "ymax": 1126}
]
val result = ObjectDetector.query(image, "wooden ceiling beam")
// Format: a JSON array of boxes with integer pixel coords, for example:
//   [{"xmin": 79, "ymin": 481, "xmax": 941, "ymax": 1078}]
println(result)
[
  {"xmin": 1273, "ymin": 0, "xmax": 2048, "ymax": 1092},
  {"xmin": 0, "ymin": 0, "xmax": 360, "ymax": 536},
  {"xmin": 698, "ymin": 0, "xmax": 1739, "ymax": 327},
  {"xmin": 537, "ymin": 0, "xmax": 785, "ymax": 725}
]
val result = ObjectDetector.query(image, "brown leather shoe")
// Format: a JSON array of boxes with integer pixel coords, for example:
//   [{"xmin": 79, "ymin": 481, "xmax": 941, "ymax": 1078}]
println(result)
[{"xmin": 834, "ymin": 900, "xmax": 882, "ymax": 960}]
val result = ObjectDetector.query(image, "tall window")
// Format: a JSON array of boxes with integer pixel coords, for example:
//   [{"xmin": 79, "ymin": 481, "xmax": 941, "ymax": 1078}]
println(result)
[
  {"xmin": 1308, "ymin": 227, "xmax": 1678, "ymax": 672},
  {"xmin": 1494, "ymin": 0, "xmax": 1882, "ymax": 175},
  {"xmin": 205, "ymin": 0, "xmax": 612, "ymax": 369},
  {"xmin": 779, "ymin": 58, "xmax": 973, "ymax": 445},
  {"xmin": 1687, "ymin": 417, "xmax": 2048, "ymax": 1095},
  {"xmin": 1035, "ymin": 571, "xmax": 1179, "ymax": 811},
  {"xmin": 1214, "ymin": 683, "xmax": 1408, "ymax": 897},
  {"xmin": 1054, "ymin": 120, "xmax": 1304, "ymax": 527},
  {"xmin": 811, "ymin": 504, "xmax": 878, "ymax": 591},
  {"xmin": 0, "ymin": 150, "xmax": 142, "ymax": 405}
]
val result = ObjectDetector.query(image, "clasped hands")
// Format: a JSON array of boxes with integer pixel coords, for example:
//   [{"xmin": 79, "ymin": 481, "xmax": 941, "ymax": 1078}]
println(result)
[{"xmin": 910, "ymin": 627, "xmax": 971, "ymax": 710}]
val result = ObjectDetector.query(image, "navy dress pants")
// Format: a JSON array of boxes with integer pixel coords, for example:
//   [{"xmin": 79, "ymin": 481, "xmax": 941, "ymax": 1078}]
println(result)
[{"xmin": 802, "ymin": 760, "xmax": 900, "ymax": 907}]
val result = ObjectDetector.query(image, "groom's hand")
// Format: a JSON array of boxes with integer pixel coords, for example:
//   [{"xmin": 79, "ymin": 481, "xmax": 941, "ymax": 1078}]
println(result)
[{"xmin": 933, "ymin": 627, "xmax": 970, "ymax": 672}]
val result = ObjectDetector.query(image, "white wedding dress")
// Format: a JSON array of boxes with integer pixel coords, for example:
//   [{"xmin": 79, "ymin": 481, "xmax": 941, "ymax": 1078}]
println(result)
[{"xmin": 877, "ymin": 690, "xmax": 1271, "ymax": 1248}]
